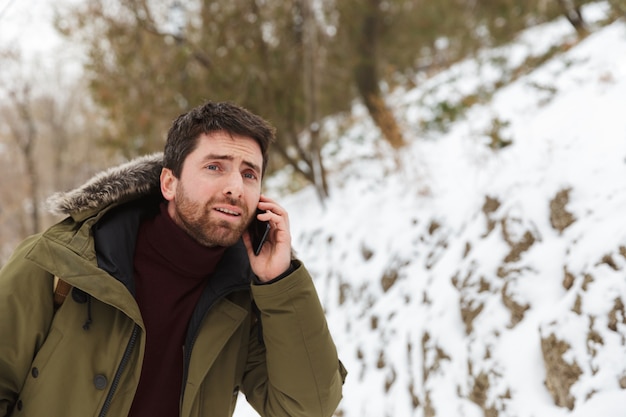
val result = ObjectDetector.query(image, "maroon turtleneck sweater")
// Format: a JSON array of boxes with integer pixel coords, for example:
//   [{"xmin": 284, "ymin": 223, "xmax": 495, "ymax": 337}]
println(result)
[{"xmin": 128, "ymin": 202, "xmax": 226, "ymax": 417}]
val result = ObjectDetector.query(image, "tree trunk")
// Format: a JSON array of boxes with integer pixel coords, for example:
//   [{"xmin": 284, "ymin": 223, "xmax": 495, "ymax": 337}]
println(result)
[
  {"xmin": 558, "ymin": 0, "xmax": 588, "ymax": 37},
  {"xmin": 300, "ymin": 0, "xmax": 329, "ymax": 202},
  {"xmin": 272, "ymin": 132, "xmax": 318, "ymax": 187},
  {"xmin": 354, "ymin": 0, "xmax": 405, "ymax": 149},
  {"xmin": 8, "ymin": 86, "xmax": 41, "ymax": 234}
]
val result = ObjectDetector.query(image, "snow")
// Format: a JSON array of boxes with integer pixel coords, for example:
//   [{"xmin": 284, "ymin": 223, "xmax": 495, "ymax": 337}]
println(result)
[
  {"xmin": 3, "ymin": 1, "xmax": 626, "ymax": 416},
  {"xmin": 243, "ymin": 3, "xmax": 626, "ymax": 417}
]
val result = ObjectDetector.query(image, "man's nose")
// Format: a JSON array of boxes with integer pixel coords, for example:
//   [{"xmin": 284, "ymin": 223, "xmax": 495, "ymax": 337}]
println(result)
[{"xmin": 223, "ymin": 172, "xmax": 244, "ymax": 198}]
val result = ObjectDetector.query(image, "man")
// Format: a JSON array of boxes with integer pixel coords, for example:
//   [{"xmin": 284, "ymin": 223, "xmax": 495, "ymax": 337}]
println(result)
[{"xmin": 0, "ymin": 101, "xmax": 346, "ymax": 417}]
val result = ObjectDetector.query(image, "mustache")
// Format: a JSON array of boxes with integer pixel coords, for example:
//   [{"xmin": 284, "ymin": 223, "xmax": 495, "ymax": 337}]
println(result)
[{"xmin": 208, "ymin": 197, "xmax": 248, "ymax": 214}]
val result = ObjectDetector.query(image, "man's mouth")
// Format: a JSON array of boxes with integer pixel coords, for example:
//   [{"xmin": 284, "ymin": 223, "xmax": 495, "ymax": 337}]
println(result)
[{"xmin": 215, "ymin": 207, "xmax": 241, "ymax": 216}]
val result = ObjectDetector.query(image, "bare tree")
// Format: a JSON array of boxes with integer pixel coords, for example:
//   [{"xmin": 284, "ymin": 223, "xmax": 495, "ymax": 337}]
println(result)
[
  {"xmin": 0, "ymin": 46, "xmax": 112, "ymax": 248},
  {"xmin": 298, "ymin": 0, "xmax": 329, "ymax": 200},
  {"xmin": 60, "ymin": 0, "xmax": 344, "ymax": 202},
  {"xmin": 558, "ymin": 0, "xmax": 589, "ymax": 37},
  {"xmin": 349, "ymin": 0, "xmax": 406, "ymax": 149},
  {"xmin": 4, "ymin": 82, "xmax": 41, "ymax": 234}
]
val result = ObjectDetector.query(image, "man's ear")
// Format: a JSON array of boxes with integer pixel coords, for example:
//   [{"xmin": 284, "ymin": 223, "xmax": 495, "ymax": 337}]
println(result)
[{"xmin": 160, "ymin": 168, "xmax": 177, "ymax": 201}]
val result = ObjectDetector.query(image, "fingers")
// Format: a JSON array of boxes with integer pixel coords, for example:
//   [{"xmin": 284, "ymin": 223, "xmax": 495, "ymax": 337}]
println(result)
[
  {"xmin": 248, "ymin": 195, "xmax": 293, "ymax": 281},
  {"xmin": 257, "ymin": 195, "xmax": 290, "ymax": 231}
]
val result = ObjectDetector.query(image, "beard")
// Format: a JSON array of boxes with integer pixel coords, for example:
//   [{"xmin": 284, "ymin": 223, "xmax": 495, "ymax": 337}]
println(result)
[{"xmin": 171, "ymin": 183, "xmax": 252, "ymax": 248}]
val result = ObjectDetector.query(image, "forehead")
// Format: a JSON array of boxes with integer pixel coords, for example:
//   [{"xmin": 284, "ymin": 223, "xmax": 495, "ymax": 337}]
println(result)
[{"xmin": 190, "ymin": 131, "xmax": 263, "ymax": 163}]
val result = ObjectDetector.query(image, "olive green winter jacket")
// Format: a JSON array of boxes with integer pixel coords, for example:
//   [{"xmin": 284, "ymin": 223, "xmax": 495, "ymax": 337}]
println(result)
[{"xmin": 0, "ymin": 154, "xmax": 345, "ymax": 417}]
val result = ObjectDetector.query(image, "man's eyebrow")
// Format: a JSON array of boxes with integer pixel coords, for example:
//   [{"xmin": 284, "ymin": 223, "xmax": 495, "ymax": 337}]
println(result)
[
  {"xmin": 204, "ymin": 154, "xmax": 262, "ymax": 174},
  {"xmin": 243, "ymin": 160, "xmax": 262, "ymax": 175},
  {"xmin": 204, "ymin": 153, "xmax": 232, "ymax": 163}
]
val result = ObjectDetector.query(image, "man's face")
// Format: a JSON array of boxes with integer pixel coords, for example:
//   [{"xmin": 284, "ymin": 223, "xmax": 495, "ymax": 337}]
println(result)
[{"xmin": 160, "ymin": 131, "xmax": 263, "ymax": 247}]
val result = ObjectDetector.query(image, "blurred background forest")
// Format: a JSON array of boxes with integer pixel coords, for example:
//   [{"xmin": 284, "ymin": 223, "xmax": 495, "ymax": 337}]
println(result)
[{"xmin": 1, "ymin": 0, "xmax": 625, "ymax": 263}]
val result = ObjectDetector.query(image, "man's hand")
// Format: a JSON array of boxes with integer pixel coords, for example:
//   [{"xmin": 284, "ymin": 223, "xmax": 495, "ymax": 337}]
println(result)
[{"xmin": 243, "ymin": 195, "xmax": 292, "ymax": 282}]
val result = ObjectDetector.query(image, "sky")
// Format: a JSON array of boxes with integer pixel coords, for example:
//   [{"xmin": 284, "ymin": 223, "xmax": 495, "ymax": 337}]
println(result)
[
  {"xmin": 2, "ymin": 1, "xmax": 626, "ymax": 416},
  {"xmin": 0, "ymin": 0, "xmax": 83, "ymax": 83},
  {"xmin": 0, "ymin": 0, "xmax": 61, "ymax": 57}
]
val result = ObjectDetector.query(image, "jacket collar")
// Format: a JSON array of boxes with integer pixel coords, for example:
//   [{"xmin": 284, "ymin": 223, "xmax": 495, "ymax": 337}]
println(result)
[
  {"xmin": 41, "ymin": 152, "xmax": 253, "ymax": 321},
  {"xmin": 46, "ymin": 153, "xmax": 164, "ymax": 222}
]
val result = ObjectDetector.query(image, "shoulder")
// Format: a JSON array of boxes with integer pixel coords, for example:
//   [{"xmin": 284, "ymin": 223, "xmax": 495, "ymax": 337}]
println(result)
[
  {"xmin": 46, "ymin": 153, "xmax": 163, "ymax": 221},
  {"xmin": 0, "ymin": 234, "xmax": 54, "ymax": 307}
]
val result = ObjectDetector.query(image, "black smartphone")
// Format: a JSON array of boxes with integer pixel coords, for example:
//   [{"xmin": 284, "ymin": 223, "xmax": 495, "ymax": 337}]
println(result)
[{"xmin": 249, "ymin": 209, "xmax": 270, "ymax": 256}]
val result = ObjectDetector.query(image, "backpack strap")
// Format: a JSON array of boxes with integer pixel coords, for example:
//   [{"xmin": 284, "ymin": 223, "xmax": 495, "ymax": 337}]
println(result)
[{"xmin": 53, "ymin": 276, "xmax": 72, "ymax": 310}]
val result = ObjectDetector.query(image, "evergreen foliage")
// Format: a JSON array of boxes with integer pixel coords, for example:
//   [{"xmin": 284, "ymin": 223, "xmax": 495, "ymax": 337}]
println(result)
[{"xmin": 56, "ymin": 0, "xmax": 603, "ymax": 184}]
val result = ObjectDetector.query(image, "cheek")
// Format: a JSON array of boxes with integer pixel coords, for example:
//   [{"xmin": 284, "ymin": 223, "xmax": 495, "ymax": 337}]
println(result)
[
  {"xmin": 194, "ymin": 178, "xmax": 221, "ymax": 197},
  {"xmin": 246, "ymin": 188, "xmax": 261, "ymax": 210}
]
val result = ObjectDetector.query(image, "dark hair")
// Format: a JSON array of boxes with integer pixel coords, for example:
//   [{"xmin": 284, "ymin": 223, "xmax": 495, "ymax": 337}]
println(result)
[{"xmin": 163, "ymin": 101, "xmax": 276, "ymax": 177}]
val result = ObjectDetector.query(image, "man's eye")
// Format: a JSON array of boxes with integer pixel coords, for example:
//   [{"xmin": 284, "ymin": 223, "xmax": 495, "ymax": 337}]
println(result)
[
  {"xmin": 243, "ymin": 172, "xmax": 257, "ymax": 180},
  {"xmin": 207, "ymin": 164, "xmax": 219, "ymax": 171}
]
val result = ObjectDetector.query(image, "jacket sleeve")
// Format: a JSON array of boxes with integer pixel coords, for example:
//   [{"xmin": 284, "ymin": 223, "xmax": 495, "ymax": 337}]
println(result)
[
  {"xmin": 0, "ymin": 236, "xmax": 54, "ymax": 416},
  {"xmin": 243, "ymin": 260, "xmax": 346, "ymax": 417}
]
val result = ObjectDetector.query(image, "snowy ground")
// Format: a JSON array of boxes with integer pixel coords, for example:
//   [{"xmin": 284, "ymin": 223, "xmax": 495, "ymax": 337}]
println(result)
[{"xmin": 239, "ymin": 3, "xmax": 626, "ymax": 416}]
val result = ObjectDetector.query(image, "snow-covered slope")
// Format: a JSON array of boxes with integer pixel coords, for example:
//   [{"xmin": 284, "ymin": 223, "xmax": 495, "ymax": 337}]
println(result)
[{"xmin": 237, "ymin": 4, "xmax": 626, "ymax": 417}]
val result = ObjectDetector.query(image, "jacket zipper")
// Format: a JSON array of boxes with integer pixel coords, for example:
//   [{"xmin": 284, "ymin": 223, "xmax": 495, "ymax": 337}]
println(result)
[
  {"xmin": 179, "ymin": 284, "xmax": 249, "ymax": 405},
  {"xmin": 98, "ymin": 324, "xmax": 140, "ymax": 417}
]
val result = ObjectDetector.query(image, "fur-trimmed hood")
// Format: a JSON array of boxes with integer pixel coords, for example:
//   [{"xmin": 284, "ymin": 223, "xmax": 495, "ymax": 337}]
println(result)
[{"xmin": 47, "ymin": 153, "xmax": 164, "ymax": 217}]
